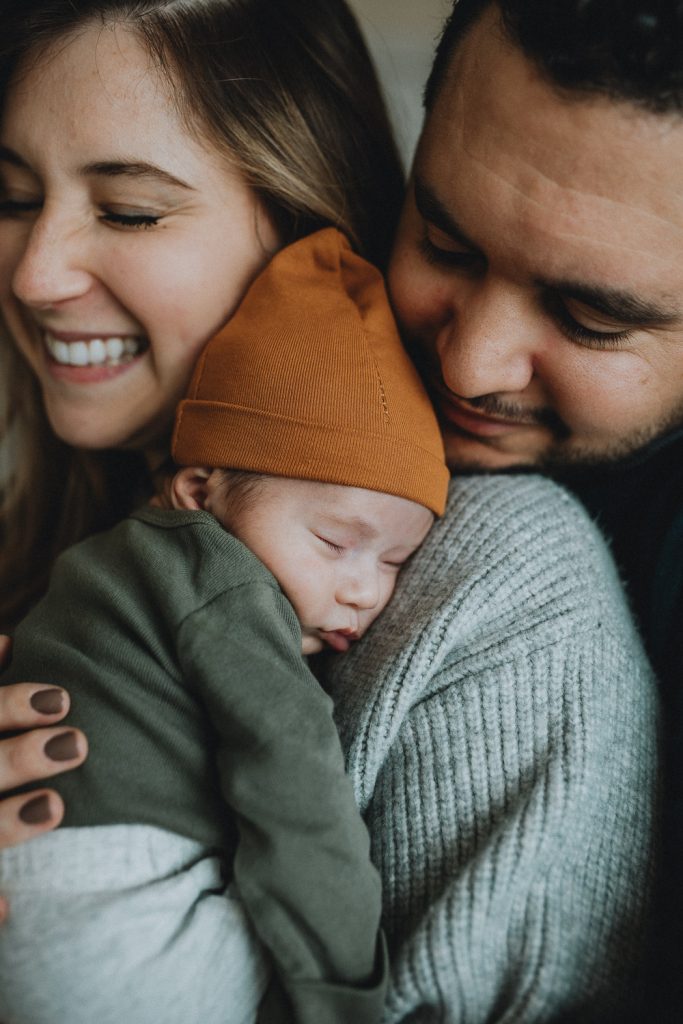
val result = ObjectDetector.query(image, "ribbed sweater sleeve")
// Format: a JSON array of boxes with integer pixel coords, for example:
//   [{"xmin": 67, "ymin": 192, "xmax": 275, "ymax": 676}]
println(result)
[{"xmin": 325, "ymin": 474, "xmax": 659, "ymax": 1023}]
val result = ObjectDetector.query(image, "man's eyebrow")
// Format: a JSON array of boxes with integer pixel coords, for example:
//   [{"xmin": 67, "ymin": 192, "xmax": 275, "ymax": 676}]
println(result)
[
  {"xmin": 0, "ymin": 144, "xmax": 29, "ymax": 169},
  {"xmin": 413, "ymin": 172, "xmax": 680, "ymax": 327},
  {"xmin": 537, "ymin": 277, "xmax": 681, "ymax": 327},
  {"xmin": 413, "ymin": 176, "xmax": 480, "ymax": 251},
  {"xmin": 319, "ymin": 514, "xmax": 379, "ymax": 541},
  {"xmin": 80, "ymin": 161, "xmax": 194, "ymax": 191}
]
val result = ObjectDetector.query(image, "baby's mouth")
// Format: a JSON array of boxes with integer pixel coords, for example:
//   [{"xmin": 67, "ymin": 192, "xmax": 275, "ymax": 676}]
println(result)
[
  {"xmin": 319, "ymin": 628, "xmax": 360, "ymax": 653},
  {"xmin": 43, "ymin": 330, "xmax": 149, "ymax": 368}
]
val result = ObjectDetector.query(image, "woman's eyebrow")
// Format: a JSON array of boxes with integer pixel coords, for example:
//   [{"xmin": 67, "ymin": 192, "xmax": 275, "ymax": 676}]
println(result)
[
  {"xmin": 0, "ymin": 146, "xmax": 194, "ymax": 193},
  {"xmin": 80, "ymin": 161, "xmax": 195, "ymax": 191}
]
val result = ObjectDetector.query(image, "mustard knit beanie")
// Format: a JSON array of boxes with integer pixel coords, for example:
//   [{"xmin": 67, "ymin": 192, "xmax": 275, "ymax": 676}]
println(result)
[{"xmin": 172, "ymin": 228, "xmax": 449, "ymax": 515}]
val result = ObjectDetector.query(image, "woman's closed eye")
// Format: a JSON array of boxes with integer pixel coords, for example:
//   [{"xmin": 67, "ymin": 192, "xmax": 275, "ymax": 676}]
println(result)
[
  {"xmin": 100, "ymin": 208, "xmax": 161, "ymax": 229},
  {"xmin": 0, "ymin": 197, "xmax": 162, "ymax": 230}
]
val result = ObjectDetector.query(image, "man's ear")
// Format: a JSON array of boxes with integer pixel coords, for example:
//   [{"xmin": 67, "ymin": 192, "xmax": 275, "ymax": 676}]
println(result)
[{"xmin": 170, "ymin": 467, "xmax": 213, "ymax": 511}]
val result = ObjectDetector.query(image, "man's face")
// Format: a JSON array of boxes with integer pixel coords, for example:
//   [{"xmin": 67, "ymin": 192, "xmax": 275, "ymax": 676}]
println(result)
[{"xmin": 389, "ymin": 5, "xmax": 683, "ymax": 471}]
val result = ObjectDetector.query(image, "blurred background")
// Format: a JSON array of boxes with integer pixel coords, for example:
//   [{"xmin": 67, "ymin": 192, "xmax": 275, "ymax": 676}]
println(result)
[{"xmin": 348, "ymin": 0, "xmax": 451, "ymax": 167}]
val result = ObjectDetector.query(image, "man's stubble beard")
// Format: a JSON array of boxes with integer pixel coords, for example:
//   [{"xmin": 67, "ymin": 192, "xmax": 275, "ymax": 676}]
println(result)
[
  {"xmin": 445, "ymin": 404, "xmax": 683, "ymax": 475},
  {"xmin": 405, "ymin": 338, "xmax": 683, "ymax": 473}
]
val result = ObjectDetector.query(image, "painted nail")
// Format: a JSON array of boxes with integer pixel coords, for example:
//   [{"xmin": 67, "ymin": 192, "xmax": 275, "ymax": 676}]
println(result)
[
  {"xmin": 44, "ymin": 732, "xmax": 79, "ymax": 762},
  {"xmin": 19, "ymin": 794, "xmax": 52, "ymax": 825},
  {"xmin": 30, "ymin": 688, "xmax": 64, "ymax": 715}
]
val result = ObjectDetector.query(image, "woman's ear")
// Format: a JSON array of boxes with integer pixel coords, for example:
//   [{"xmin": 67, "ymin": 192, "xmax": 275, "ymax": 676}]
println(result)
[{"xmin": 170, "ymin": 467, "xmax": 213, "ymax": 511}]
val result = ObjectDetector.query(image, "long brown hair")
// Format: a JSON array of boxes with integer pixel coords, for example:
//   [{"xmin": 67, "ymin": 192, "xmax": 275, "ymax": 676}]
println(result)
[{"xmin": 0, "ymin": 0, "xmax": 405, "ymax": 628}]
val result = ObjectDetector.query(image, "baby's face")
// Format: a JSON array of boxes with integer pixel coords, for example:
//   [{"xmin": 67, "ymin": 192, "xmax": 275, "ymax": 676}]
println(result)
[{"xmin": 209, "ymin": 476, "xmax": 433, "ymax": 655}]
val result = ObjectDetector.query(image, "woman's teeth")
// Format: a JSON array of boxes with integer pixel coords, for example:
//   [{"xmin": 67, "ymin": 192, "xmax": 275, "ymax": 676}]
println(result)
[{"xmin": 44, "ymin": 331, "xmax": 146, "ymax": 367}]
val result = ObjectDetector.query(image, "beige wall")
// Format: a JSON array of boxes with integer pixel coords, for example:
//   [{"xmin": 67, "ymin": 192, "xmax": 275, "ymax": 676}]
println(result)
[{"xmin": 348, "ymin": 0, "xmax": 451, "ymax": 167}]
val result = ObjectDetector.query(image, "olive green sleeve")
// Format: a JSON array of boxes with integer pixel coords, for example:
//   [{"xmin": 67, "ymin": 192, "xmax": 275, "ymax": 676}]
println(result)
[{"xmin": 177, "ymin": 582, "xmax": 387, "ymax": 1024}]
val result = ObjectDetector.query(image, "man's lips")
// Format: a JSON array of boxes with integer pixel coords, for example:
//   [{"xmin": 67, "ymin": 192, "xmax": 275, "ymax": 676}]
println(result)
[{"xmin": 436, "ymin": 393, "xmax": 544, "ymax": 438}]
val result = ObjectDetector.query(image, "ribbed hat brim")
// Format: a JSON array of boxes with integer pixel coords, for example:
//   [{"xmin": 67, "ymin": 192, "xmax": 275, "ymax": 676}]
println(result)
[
  {"xmin": 174, "ymin": 400, "xmax": 449, "ymax": 515},
  {"xmin": 172, "ymin": 228, "xmax": 449, "ymax": 515}
]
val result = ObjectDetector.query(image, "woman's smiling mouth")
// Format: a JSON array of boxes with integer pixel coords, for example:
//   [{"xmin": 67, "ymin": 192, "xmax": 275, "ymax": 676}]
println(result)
[{"xmin": 43, "ymin": 330, "xmax": 149, "ymax": 369}]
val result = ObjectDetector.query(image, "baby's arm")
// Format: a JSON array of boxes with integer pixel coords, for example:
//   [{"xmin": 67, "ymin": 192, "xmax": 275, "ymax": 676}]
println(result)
[{"xmin": 178, "ymin": 582, "xmax": 387, "ymax": 1024}]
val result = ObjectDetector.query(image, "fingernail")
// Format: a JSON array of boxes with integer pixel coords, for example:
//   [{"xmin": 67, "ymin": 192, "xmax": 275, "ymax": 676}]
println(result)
[
  {"xmin": 19, "ymin": 794, "xmax": 52, "ymax": 825},
  {"xmin": 30, "ymin": 688, "xmax": 64, "ymax": 715},
  {"xmin": 44, "ymin": 732, "xmax": 79, "ymax": 762}
]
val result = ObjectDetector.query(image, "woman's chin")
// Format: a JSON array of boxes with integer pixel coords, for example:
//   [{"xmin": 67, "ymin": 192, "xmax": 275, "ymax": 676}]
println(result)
[{"xmin": 44, "ymin": 403, "xmax": 167, "ymax": 454}]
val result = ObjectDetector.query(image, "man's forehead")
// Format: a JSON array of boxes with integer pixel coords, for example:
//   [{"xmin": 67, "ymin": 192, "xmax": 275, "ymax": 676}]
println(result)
[
  {"xmin": 416, "ymin": 9, "xmax": 683, "ymax": 287},
  {"xmin": 426, "ymin": 5, "xmax": 683, "ymax": 191},
  {"xmin": 410, "ymin": 172, "xmax": 683, "ymax": 330}
]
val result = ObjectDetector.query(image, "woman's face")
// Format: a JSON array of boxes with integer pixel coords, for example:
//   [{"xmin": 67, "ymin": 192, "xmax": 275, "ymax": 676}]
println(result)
[{"xmin": 0, "ymin": 22, "xmax": 279, "ymax": 453}]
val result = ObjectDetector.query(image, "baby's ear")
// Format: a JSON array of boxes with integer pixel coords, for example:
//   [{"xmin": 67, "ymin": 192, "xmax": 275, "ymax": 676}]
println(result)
[{"xmin": 170, "ymin": 467, "xmax": 213, "ymax": 511}]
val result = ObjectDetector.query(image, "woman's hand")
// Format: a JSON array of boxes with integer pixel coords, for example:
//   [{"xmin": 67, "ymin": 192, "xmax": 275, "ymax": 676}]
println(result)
[
  {"xmin": 0, "ymin": 635, "xmax": 87, "ymax": 923},
  {"xmin": 0, "ymin": 637, "xmax": 87, "ymax": 849}
]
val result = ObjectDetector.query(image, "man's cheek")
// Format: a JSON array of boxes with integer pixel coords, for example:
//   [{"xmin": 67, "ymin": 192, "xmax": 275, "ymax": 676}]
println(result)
[{"xmin": 392, "ymin": 275, "xmax": 439, "ymax": 334}]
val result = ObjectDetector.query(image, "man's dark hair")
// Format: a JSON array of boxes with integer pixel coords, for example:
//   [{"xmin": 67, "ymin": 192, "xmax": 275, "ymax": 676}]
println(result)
[{"xmin": 425, "ymin": 0, "xmax": 683, "ymax": 113}]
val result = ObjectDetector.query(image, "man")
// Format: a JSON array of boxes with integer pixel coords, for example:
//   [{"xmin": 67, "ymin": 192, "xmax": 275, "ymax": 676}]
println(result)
[{"xmin": 388, "ymin": 0, "xmax": 682, "ymax": 1016}]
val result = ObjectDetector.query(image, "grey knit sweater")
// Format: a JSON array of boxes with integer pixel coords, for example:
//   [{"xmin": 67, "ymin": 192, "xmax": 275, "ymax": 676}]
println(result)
[{"xmin": 325, "ymin": 475, "xmax": 658, "ymax": 1023}]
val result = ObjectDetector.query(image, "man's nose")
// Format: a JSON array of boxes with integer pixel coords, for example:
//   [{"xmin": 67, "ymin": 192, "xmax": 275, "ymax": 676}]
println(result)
[
  {"xmin": 11, "ymin": 207, "xmax": 93, "ymax": 309},
  {"xmin": 437, "ymin": 279, "xmax": 537, "ymax": 398}
]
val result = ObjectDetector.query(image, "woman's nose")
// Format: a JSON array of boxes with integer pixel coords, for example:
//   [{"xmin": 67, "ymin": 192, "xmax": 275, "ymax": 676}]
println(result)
[
  {"xmin": 10, "ymin": 208, "xmax": 93, "ymax": 309},
  {"xmin": 437, "ymin": 280, "xmax": 537, "ymax": 398}
]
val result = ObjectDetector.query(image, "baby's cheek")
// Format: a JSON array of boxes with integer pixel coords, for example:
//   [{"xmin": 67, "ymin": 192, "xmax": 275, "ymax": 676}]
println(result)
[{"xmin": 369, "ymin": 577, "xmax": 399, "ymax": 623}]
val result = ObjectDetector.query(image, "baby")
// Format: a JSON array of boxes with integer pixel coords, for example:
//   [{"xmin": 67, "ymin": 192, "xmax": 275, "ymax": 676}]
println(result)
[{"xmin": 0, "ymin": 229, "xmax": 448, "ymax": 1024}]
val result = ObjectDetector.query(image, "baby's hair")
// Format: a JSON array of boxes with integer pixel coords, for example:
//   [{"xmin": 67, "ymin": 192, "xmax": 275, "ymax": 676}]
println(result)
[{"xmin": 212, "ymin": 469, "xmax": 267, "ymax": 524}]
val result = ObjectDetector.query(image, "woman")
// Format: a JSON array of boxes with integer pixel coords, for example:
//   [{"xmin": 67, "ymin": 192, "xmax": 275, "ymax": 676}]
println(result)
[{"xmin": 0, "ymin": 0, "xmax": 403, "ymax": 844}]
